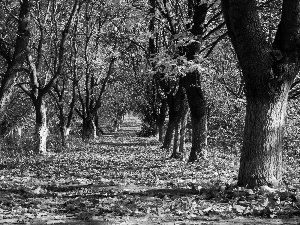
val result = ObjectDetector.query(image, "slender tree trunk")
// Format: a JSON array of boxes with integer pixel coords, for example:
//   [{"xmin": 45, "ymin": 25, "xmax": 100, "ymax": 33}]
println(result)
[
  {"xmin": 34, "ymin": 102, "xmax": 48, "ymax": 154},
  {"xmin": 168, "ymin": 86, "xmax": 189, "ymax": 159},
  {"xmin": 60, "ymin": 125, "xmax": 71, "ymax": 147},
  {"xmin": 170, "ymin": 94, "xmax": 189, "ymax": 159},
  {"xmin": 57, "ymin": 107, "xmax": 68, "ymax": 147},
  {"xmin": 59, "ymin": 117, "xmax": 71, "ymax": 147},
  {"xmin": 180, "ymin": 1, "xmax": 208, "ymax": 162},
  {"xmin": 163, "ymin": 109, "xmax": 175, "ymax": 149},
  {"xmin": 163, "ymin": 86, "xmax": 186, "ymax": 150},
  {"xmin": 179, "ymin": 108, "xmax": 189, "ymax": 154},
  {"xmin": 94, "ymin": 112, "xmax": 102, "ymax": 136},
  {"xmin": 157, "ymin": 99, "xmax": 167, "ymax": 142},
  {"xmin": 172, "ymin": 122, "xmax": 181, "ymax": 159},
  {"xmin": 183, "ymin": 70, "xmax": 207, "ymax": 162}
]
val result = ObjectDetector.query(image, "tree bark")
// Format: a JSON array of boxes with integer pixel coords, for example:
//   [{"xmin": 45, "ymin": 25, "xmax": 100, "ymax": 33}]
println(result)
[
  {"xmin": 162, "ymin": 106, "xmax": 175, "ymax": 149},
  {"xmin": 180, "ymin": 1, "xmax": 208, "ymax": 162},
  {"xmin": 171, "ymin": 93, "xmax": 189, "ymax": 159},
  {"xmin": 94, "ymin": 112, "xmax": 102, "ymax": 136},
  {"xmin": 82, "ymin": 116, "xmax": 96, "ymax": 140},
  {"xmin": 34, "ymin": 101, "xmax": 48, "ymax": 154},
  {"xmin": 238, "ymin": 92, "xmax": 289, "ymax": 187},
  {"xmin": 179, "ymin": 108, "xmax": 189, "ymax": 154},
  {"xmin": 157, "ymin": 99, "xmax": 167, "ymax": 142},
  {"xmin": 182, "ymin": 69, "xmax": 207, "ymax": 162},
  {"xmin": 60, "ymin": 125, "xmax": 71, "ymax": 147},
  {"xmin": 58, "ymin": 111, "xmax": 71, "ymax": 147},
  {"xmin": 163, "ymin": 85, "xmax": 189, "ymax": 158}
]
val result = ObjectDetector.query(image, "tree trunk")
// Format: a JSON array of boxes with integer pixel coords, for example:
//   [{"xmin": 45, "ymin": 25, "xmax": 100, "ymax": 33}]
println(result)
[
  {"xmin": 82, "ymin": 117, "xmax": 96, "ymax": 140},
  {"xmin": 170, "ymin": 96, "xmax": 189, "ymax": 158},
  {"xmin": 179, "ymin": 108, "xmax": 190, "ymax": 154},
  {"xmin": 172, "ymin": 122, "xmax": 181, "ymax": 159},
  {"xmin": 57, "ymin": 107, "xmax": 68, "ymax": 147},
  {"xmin": 34, "ymin": 102, "xmax": 48, "ymax": 154},
  {"xmin": 222, "ymin": 0, "xmax": 300, "ymax": 187},
  {"xmin": 181, "ymin": 1, "xmax": 208, "ymax": 162},
  {"xmin": 183, "ymin": 70, "xmax": 207, "ymax": 162},
  {"xmin": 157, "ymin": 99, "xmax": 167, "ymax": 142},
  {"xmin": 94, "ymin": 112, "xmax": 102, "ymax": 136},
  {"xmin": 162, "ymin": 108, "xmax": 175, "ymax": 149},
  {"xmin": 60, "ymin": 125, "xmax": 71, "ymax": 147},
  {"xmin": 168, "ymin": 86, "xmax": 189, "ymax": 159},
  {"xmin": 163, "ymin": 86, "xmax": 186, "ymax": 150},
  {"xmin": 238, "ymin": 91, "xmax": 289, "ymax": 188}
]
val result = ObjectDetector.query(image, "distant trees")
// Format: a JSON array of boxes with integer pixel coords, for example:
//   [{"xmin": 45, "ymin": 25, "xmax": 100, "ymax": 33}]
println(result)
[
  {"xmin": 72, "ymin": 1, "xmax": 142, "ymax": 140},
  {"xmin": 222, "ymin": 0, "xmax": 300, "ymax": 187},
  {"xmin": 0, "ymin": 0, "xmax": 151, "ymax": 151},
  {"xmin": 145, "ymin": 0, "xmax": 225, "ymax": 161}
]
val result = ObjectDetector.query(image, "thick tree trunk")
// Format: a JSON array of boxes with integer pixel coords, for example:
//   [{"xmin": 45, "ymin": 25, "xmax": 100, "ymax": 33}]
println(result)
[
  {"xmin": 222, "ymin": 0, "xmax": 300, "ymax": 187},
  {"xmin": 183, "ymin": 70, "xmax": 207, "ymax": 162},
  {"xmin": 238, "ymin": 90, "xmax": 289, "ymax": 188},
  {"xmin": 34, "ymin": 103, "xmax": 48, "ymax": 154},
  {"xmin": 82, "ymin": 117, "xmax": 96, "ymax": 140}
]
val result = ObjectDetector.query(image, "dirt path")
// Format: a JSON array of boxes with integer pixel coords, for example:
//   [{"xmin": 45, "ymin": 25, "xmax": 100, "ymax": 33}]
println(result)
[{"xmin": 1, "ymin": 115, "xmax": 300, "ymax": 224}]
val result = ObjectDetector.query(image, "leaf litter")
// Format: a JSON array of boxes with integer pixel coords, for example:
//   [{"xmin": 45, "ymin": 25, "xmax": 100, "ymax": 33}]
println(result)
[{"xmin": 0, "ymin": 127, "xmax": 300, "ymax": 224}]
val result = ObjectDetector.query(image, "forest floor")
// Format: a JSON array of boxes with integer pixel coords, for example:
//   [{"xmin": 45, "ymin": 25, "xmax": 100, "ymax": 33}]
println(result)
[{"xmin": 1, "ymin": 115, "xmax": 300, "ymax": 224}]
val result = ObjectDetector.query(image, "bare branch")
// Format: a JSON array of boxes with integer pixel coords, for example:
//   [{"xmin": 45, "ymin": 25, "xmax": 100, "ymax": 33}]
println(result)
[
  {"xmin": 204, "ymin": 32, "xmax": 227, "ymax": 58},
  {"xmin": 17, "ymin": 83, "xmax": 31, "ymax": 96}
]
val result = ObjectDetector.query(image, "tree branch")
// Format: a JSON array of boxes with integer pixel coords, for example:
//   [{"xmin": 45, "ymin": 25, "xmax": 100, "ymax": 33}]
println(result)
[
  {"xmin": 40, "ymin": 0, "xmax": 80, "ymax": 97},
  {"xmin": 17, "ymin": 83, "xmax": 31, "ymax": 97}
]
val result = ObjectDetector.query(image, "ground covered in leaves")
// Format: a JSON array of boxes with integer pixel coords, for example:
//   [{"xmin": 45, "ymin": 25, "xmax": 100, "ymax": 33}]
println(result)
[{"xmin": 1, "ymin": 118, "xmax": 300, "ymax": 224}]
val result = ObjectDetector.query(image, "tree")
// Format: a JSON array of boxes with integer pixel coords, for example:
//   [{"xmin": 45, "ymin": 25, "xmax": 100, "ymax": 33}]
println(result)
[
  {"xmin": 50, "ymin": 72, "xmax": 77, "ymax": 147},
  {"xmin": 222, "ymin": 0, "xmax": 300, "ymax": 187},
  {"xmin": 18, "ymin": 0, "xmax": 80, "ymax": 153},
  {"xmin": 152, "ymin": 0, "xmax": 214, "ymax": 161},
  {"xmin": 0, "ymin": 0, "xmax": 31, "ymax": 125},
  {"xmin": 162, "ymin": 82, "xmax": 189, "ymax": 159},
  {"xmin": 181, "ymin": 0, "xmax": 209, "ymax": 161},
  {"xmin": 133, "ymin": 0, "xmax": 168, "ymax": 139}
]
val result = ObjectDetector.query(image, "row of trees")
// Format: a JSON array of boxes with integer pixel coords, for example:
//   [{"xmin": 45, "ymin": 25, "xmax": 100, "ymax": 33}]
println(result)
[
  {"xmin": 0, "ymin": 0, "xmax": 148, "ymax": 151},
  {"xmin": 1, "ymin": 0, "xmax": 300, "ymax": 189},
  {"xmin": 139, "ymin": 0, "xmax": 300, "ymax": 188}
]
